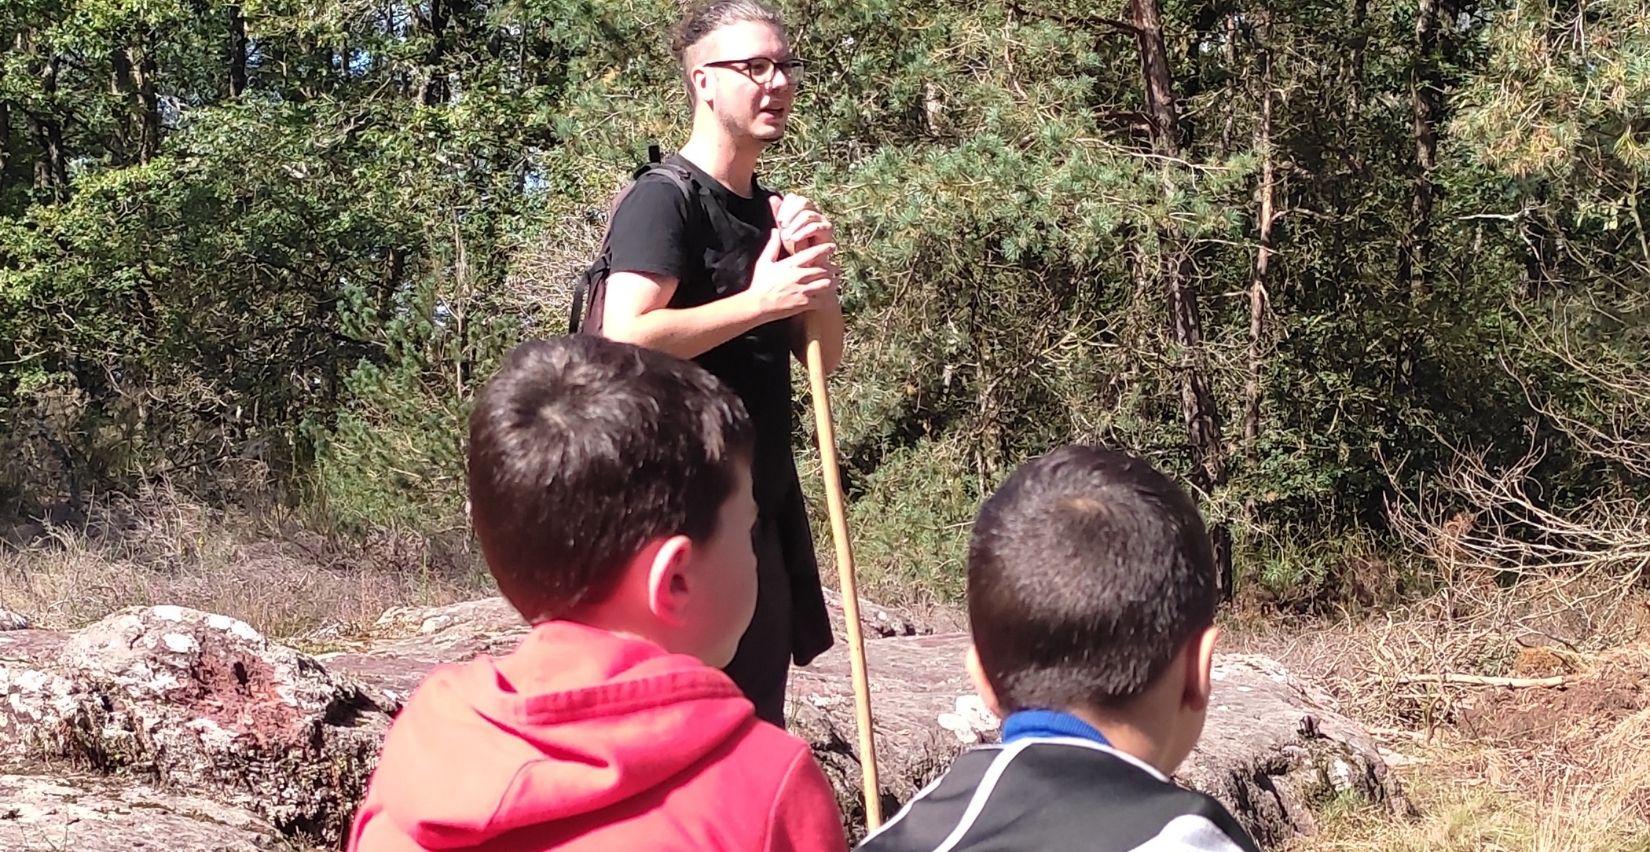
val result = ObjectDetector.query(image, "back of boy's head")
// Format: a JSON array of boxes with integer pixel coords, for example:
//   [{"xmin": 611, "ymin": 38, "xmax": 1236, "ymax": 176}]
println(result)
[
  {"xmin": 966, "ymin": 445, "xmax": 1217, "ymax": 713},
  {"xmin": 467, "ymin": 336, "xmax": 753, "ymax": 623}
]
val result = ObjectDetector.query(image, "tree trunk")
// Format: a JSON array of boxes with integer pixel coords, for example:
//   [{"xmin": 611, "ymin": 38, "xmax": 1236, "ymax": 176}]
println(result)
[
  {"xmin": 1521, "ymin": 194, "xmax": 1558, "ymax": 298},
  {"xmin": 1132, "ymin": 0, "xmax": 1182, "ymax": 152},
  {"xmin": 967, "ymin": 262, "xmax": 1004, "ymax": 484},
  {"xmin": 27, "ymin": 108, "xmax": 66, "ymax": 198},
  {"xmin": 417, "ymin": 0, "xmax": 451, "ymax": 107},
  {"xmin": 1399, "ymin": 0, "xmax": 1441, "ymax": 297},
  {"xmin": 1219, "ymin": 12, "xmax": 1241, "ymax": 155},
  {"xmin": 1347, "ymin": 0, "xmax": 1369, "ymax": 130},
  {"xmin": 1244, "ymin": 38, "xmax": 1275, "ymax": 463},
  {"xmin": 110, "ymin": 40, "xmax": 158, "ymax": 164},
  {"xmin": 379, "ymin": 246, "xmax": 405, "ymax": 328},
  {"xmin": 134, "ymin": 40, "xmax": 161, "ymax": 162},
  {"xmin": 1128, "ymin": 0, "xmax": 1233, "ymax": 594},
  {"xmin": 27, "ymin": 44, "xmax": 67, "ymax": 199},
  {"xmin": 111, "ymin": 46, "xmax": 135, "ymax": 160},
  {"xmin": 229, "ymin": 5, "xmax": 249, "ymax": 97},
  {"xmin": 0, "ymin": 99, "xmax": 12, "ymax": 201}
]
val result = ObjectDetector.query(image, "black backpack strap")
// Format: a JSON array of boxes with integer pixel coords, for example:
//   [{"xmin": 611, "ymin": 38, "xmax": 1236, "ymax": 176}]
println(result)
[
  {"xmin": 636, "ymin": 159, "xmax": 696, "ymax": 199},
  {"xmin": 568, "ymin": 151, "xmax": 700, "ymax": 335}
]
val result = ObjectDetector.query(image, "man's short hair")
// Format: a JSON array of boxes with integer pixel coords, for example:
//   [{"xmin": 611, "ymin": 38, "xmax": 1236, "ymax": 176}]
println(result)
[
  {"xmin": 670, "ymin": 0, "xmax": 787, "ymax": 103},
  {"xmin": 966, "ymin": 446, "xmax": 1218, "ymax": 711},
  {"xmin": 467, "ymin": 336, "xmax": 753, "ymax": 623}
]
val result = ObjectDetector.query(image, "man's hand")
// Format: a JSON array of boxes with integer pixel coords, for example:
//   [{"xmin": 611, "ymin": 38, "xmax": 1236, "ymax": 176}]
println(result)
[
  {"xmin": 744, "ymin": 228, "xmax": 839, "ymax": 322},
  {"xmin": 767, "ymin": 194, "xmax": 845, "ymax": 374},
  {"xmin": 771, "ymin": 193, "xmax": 835, "ymax": 254}
]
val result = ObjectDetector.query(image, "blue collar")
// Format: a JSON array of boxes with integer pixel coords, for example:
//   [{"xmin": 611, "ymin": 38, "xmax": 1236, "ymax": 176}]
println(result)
[{"xmin": 1002, "ymin": 709, "xmax": 1111, "ymax": 747}]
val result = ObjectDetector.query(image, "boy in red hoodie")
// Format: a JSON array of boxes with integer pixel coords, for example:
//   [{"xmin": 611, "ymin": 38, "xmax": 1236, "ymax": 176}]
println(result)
[{"xmin": 349, "ymin": 336, "xmax": 847, "ymax": 851}]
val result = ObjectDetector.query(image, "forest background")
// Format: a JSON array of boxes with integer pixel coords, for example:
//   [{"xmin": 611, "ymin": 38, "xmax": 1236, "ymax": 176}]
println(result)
[
  {"xmin": 2, "ymin": 1, "xmax": 1648, "ymax": 845},
  {"xmin": 7, "ymin": 0, "xmax": 1647, "ymax": 606}
]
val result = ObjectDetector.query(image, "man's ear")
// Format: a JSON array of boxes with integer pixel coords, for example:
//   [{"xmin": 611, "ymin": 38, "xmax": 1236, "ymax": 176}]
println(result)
[
  {"xmin": 965, "ymin": 644, "xmax": 1005, "ymax": 718},
  {"xmin": 1182, "ymin": 625, "xmax": 1220, "ymax": 712},
  {"xmin": 690, "ymin": 66, "xmax": 713, "ymax": 108},
  {"xmin": 645, "ymin": 535, "xmax": 695, "ymax": 624}
]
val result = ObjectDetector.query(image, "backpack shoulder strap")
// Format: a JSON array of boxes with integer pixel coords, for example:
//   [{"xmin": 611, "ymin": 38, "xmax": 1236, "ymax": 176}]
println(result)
[
  {"xmin": 632, "ymin": 158, "xmax": 709, "ymax": 245},
  {"xmin": 631, "ymin": 159, "xmax": 698, "ymax": 205},
  {"xmin": 567, "ymin": 152, "xmax": 701, "ymax": 335}
]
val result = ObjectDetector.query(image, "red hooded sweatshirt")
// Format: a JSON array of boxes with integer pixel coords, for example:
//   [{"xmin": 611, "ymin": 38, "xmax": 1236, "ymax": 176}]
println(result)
[{"xmin": 349, "ymin": 621, "xmax": 847, "ymax": 851}]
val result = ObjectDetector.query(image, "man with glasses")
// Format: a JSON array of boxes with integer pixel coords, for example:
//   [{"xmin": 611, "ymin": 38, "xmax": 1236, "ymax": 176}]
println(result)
[{"xmin": 601, "ymin": 0, "xmax": 845, "ymax": 727}]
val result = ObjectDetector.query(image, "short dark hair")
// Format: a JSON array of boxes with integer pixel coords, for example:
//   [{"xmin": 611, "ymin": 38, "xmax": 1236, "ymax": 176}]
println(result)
[
  {"xmin": 671, "ymin": 0, "xmax": 787, "ymax": 101},
  {"xmin": 466, "ymin": 336, "xmax": 753, "ymax": 623},
  {"xmin": 966, "ymin": 446, "xmax": 1218, "ymax": 712}
]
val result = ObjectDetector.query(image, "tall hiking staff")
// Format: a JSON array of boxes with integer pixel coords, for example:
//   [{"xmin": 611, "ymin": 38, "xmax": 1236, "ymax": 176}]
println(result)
[{"xmin": 804, "ymin": 315, "xmax": 883, "ymax": 828}]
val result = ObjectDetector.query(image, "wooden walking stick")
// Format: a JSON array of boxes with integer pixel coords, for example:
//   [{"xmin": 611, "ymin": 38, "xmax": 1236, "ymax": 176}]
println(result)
[{"xmin": 805, "ymin": 318, "xmax": 883, "ymax": 828}]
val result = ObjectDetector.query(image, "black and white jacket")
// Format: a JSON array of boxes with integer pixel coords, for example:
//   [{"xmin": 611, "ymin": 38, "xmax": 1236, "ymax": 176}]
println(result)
[{"xmin": 856, "ymin": 736, "xmax": 1262, "ymax": 851}]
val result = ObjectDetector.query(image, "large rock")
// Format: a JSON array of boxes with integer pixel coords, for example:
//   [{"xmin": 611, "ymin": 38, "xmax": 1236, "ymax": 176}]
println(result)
[
  {"xmin": 0, "ymin": 770, "xmax": 284, "ymax": 850},
  {"xmin": 0, "ymin": 608, "xmax": 29, "ymax": 632},
  {"xmin": 1183, "ymin": 654, "xmax": 1415, "ymax": 846},
  {"xmin": 820, "ymin": 589, "xmax": 934, "ymax": 639},
  {"xmin": 325, "ymin": 596, "xmax": 529, "ymax": 704},
  {"xmin": 791, "ymin": 629, "xmax": 1412, "ymax": 845},
  {"xmin": 0, "ymin": 597, "xmax": 1408, "ymax": 849},
  {"xmin": 0, "ymin": 606, "xmax": 390, "ymax": 845}
]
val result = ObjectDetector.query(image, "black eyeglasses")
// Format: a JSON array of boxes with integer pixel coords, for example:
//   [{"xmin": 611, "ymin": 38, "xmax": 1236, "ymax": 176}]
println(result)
[{"xmin": 700, "ymin": 56, "xmax": 805, "ymax": 87}]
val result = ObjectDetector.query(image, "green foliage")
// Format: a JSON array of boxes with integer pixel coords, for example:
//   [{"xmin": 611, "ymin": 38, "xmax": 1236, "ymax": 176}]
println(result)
[
  {"xmin": 1, "ymin": 0, "xmax": 1647, "ymax": 607},
  {"xmin": 802, "ymin": 434, "xmax": 982, "ymax": 604}
]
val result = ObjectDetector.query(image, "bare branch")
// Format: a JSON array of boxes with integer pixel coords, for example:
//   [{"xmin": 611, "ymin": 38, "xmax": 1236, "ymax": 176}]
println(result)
[
  {"xmin": 1007, "ymin": 2, "xmax": 1142, "ymax": 37},
  {"xmin": 1395, "ymin": 673, "xmax": 1573, "ymax": 688}
]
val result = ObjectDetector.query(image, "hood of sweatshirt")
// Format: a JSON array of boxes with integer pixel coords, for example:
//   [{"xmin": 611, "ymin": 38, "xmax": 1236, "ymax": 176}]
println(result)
[{"xmin": 364, "ymin": 620, "xmax": 755, "ymax": 847}]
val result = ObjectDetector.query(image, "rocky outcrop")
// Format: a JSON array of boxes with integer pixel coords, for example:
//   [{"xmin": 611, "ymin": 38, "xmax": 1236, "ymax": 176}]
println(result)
[
  {"xmin": 0, "ymin": 598, "xmax": 1409, "ymax": 849},
  {"xmin": 1182, "ymin": 654, "xmax": 1416, "ymax": 846},
  {"xmin": 0, "ymin": 609, "xmax": 28, "ymax": 632},
  {"xmin": 0, "ymin": 607, "xmax": 389, "ymax": 845},
  {"xmin": 790, "ymin": 629, "xmax": 1411, "ymax": 844},
  {"xmin": 0, "ymin": 770, "xmax": 284, "ymax": 850}
]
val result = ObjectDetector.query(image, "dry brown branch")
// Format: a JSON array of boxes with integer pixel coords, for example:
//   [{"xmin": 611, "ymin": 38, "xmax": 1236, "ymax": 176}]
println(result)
[
  {"xmin": 1388, "ymin": 441, "xmax": 1650, "ymax": 588},
  {"xmin": 1385, "ymin": 297, "xmax": 1650, "ymax": 593},
  {"xmin": 1489, "ymin": 299, "xmax": 1650, "ymax": 479},
  {"xmin": 1395, "ymin": 673, "xmax": 1573, "ymax": 688},
  {"xmin": 1361, "ymin": 309, "xmax": 1649, "ymax": 728}
]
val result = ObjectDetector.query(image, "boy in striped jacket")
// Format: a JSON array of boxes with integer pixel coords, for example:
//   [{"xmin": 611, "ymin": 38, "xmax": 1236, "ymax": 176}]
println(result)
[{"xmin": 859, "ymin": 446, "xmax": 1262, "ymax": 852}]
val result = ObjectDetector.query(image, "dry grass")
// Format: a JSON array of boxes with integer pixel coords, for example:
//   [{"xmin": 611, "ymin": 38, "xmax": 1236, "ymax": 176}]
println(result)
[
  {"xmin": 1235, "ymin": 573, "xmax": 1650, "ymax": 852},
  {"xmin": 1227, "ymin": 572, "xmax": 1650, "ymax": 730},
  {"xmin": 0, "ymin": 485, "xmax": 494, "ymax": 640},
  {"xmin": 1289, "ymin": 714, "xmax": 1650, "ymax": 852}
]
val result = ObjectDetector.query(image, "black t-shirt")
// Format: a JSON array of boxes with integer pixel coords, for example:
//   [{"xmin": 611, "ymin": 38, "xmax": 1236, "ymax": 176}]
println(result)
[{"xmin": 606, "ymin": 155, "xmax": 797, "ymax": 504}]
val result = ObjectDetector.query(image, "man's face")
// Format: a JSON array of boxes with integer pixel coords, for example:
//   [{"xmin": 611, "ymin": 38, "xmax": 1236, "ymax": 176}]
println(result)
[{"xmin": 690, "ymin": 20, "xmax": 796, "ymax": 145}]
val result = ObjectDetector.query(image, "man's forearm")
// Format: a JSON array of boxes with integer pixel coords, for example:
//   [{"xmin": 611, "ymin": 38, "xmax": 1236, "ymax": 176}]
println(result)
[{"xmin": 604, "ymin": 291, "xmax": 770, "ymax": 361}]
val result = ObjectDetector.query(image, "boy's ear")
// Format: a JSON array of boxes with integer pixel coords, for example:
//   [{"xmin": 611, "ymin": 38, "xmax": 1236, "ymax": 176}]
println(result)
[
  {"xmin": 644, "ymin": 535, "xmax": 695, "ymax": 624},
  {"xmin": 965, "ymin": 644, "xmax": 1005, "ymax": 719},
  {"xmin": 1182, "ymin": 625, "xmax": 1220, "ymax": 712}
]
